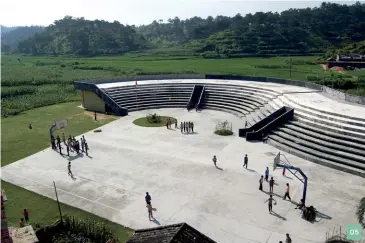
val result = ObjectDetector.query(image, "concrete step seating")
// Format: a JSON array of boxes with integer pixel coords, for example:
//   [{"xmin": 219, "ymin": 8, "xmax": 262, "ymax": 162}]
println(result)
[
  {"xmin": 268, "ymin": 134, "xmax": 365, "ymax": 171},
  {"xmin": 267, "ymin": 94, "xmax": 365, "ymax": 176},
  {"xmin": 284, "ymin": 94, "xmax": 365, "ymax": 123},
  {"xmin": 201, "ymin": 97, "xmax": 253, "ymax": 115},
  {"xmin": 271, "ymin": 129, "xmax": 365, "ymax": 163},
  {"xmin": 200, "ymin": 103, "xmax": 246, "ymax": 118},
  {"xmin": 203, "ymin": 83, "xmax": 281, "ymax": 98},
  {"xmin": 202, "ymin": 95, "xmax": 257, "ymax": 113},
  {"xmin": 203, "ymin": 91, "xmax": 264, "ymax": 108},
  {"xmin": 283, "ymin": 123, "xmax": 365, "ymax": 151},
  {"xmin": 275, "ymin": 96, "xmax": 365, "ymax": 131},
  {"xmin": 267, "ymin": 138, "xmax": 365, "ymax": 178},
  {"xmin": 119, "ymin": 98, "xmax": 189, "ymax": 109},
  {"xmin": 203, "ymin": 88, "xmax": 272, "ymax": 104}
]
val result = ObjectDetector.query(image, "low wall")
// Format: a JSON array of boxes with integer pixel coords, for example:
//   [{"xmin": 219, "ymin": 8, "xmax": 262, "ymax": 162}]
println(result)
[{"xmin": 74, "ymin": 74, "xmax": 365, "ymax": 106}]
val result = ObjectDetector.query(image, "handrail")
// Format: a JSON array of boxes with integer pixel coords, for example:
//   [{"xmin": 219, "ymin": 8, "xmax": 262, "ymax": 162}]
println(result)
[
  {"xmin": 245, "ymin": 107, "xmax": 294, "ymax": 141},
  {"xmin": 187, "ymin": 85, "xmax": 196, "ymax": 109},
  {"xmin": 197, "ymin": 86, "xmax": 205, "ymax": 107}
]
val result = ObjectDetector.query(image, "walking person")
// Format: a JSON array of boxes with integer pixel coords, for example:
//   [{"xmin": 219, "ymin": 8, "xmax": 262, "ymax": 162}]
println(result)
[
  {"xmin": 147, "ymin": 203, "xmax": 153, "ymax": 220},
  {"xmin": 94, "ymin": 111, "xmax": 97, "ymax": 121},
  {"xmin": 265, "ymin": 167, "xmax": 269, "ymax": 181},
  {"xmin": 81, "ymin": 138, "xmax": 85, "ymax": 152},
  {"xmin": 195, "ymin": 103, "xmax": 198, "ymax": 112},
  {"xmin": 243, "ymin": 154, "xmax": 248, "ymax": 169},
  {"xmin": 283, "ymin": 183, "xmax": 291, "ymax": 200},
  {"xmin": 265, "ymin": 195, "xmax": 277, "ymax": 213},
  {"xmin": 145, "ymin": 192, "xmax": 151, "ymax": 205},
  {"xmin": 85, "ymin": 142, "xmax": 89, "ymax": 156},
  {"xmin": 245, "ymin": 120, "xmax": 248, "ymax": 128},
  {"xmin": 166, "ymin": 119, "xmax": 169, "ymax": 129},
  {"xmin": 212, "ymin": 155, "xmax": 217, "ymax": 167},
  {"xmin": 282, "ymin": 168, "xmax": 286, "ymax": 177},
  {"xmin": 23, "ymin": 209, "xmax": 29, "ymax": 222},
  {"xmin": 68, "ymin": 162, "xmax": 73, "ymax": 176},
  {"xmin": 269, "ymin": 177, "xmax": 275, "ymax": 194},
  {"xmin": 259, "ymin": 175, "xmax": 263, "ymax": 191},
  {"xmin": 285, "ymin": 234, "xmax": 292, "ymax": 243}
]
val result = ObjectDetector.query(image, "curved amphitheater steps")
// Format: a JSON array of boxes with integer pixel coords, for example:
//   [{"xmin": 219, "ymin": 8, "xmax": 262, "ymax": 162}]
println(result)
[
  {"xmin": 102, "ymin": 83, "xmax": 279, "ymax": 118},
  {"xmin": 268, "ymin": 94, "xmax": 365, "ymax": 177}
]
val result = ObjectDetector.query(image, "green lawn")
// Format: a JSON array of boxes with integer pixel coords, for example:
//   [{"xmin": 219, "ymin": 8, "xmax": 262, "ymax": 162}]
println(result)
[
  {"xmin": 133, "ymin": 116, "xmax": 176, "ymax": 127},
  {"xmin": 1, "ymin": 102, "xmax": 133, "ymax": 241}
]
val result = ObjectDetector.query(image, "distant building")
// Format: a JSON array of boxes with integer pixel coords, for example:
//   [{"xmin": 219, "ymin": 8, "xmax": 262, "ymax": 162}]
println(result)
[
  {"xmin": 127, "ymin": 223, "xmax": 217, "ymax": 243},
  {"xmin": 327, "ymin": 54, "xmax": 365, "ymax": 70}
]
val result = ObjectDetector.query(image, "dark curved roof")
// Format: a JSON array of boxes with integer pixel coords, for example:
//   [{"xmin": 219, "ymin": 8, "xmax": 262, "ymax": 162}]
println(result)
[{"xmin": 126, "ymin": 223, "xmax": 217, "ymax": 243}]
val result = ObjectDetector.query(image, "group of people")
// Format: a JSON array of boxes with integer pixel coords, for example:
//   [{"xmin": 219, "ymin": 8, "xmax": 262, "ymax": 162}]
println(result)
[
  {"xmin": 51, "ymin": 134, "xmax": 89, "ymax": 156},
  {"xmin": 19, "ymin": 209, "xmax": 29, "ymax": 228},
  {"xmin": 180, "ymin": 121, "xmax": 194, "ymax": 134}
]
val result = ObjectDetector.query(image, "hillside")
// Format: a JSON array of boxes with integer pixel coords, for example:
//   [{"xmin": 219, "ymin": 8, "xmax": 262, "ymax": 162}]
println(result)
[
  {"xmin": 1, "ymin": 26, "xmax": 44, "ymax": 52},
  {"xmin": 8, "ymin": 2, "xmax": 365, "ymax": 57},
  {"xmin": 17, "ymin": 16, "xmax": 148, "ymax": 56},
  {"xmin": 136, "ymin": 2, "xmax": 365, "ymax": 57}
]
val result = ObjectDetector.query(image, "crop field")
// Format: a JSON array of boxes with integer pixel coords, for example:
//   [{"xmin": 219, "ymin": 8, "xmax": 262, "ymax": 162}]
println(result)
[{"xmin": 2, "ymin": 53, "xmax": 365, "ymax": 116}]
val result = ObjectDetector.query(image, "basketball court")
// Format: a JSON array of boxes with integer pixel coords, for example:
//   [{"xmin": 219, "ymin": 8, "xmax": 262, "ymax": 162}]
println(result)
[{"xmin": 2, "ymin": 108, "xmax": 365, "ymax": 243}]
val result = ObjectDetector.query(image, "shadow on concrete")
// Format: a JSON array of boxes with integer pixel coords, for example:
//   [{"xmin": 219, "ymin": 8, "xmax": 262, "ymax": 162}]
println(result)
[
  {"xmin": 315, "ymin": 210, "xmax": 332, "ymax": 220},
  {"xmin": 246, "ymin": 168, "xmax": 256, "ymax": 173},
  {"xmin": 151, "ymin": 218, "xmax": 161, "ymax": 225},
  {"xmin": 284, "ymin": 175, "xmax": 293, "ymax": 180},
  {"xmin": 216, "ymin": 166, "xmax": 224, "ymax": 171},
  {"xmin": 271, "ymin": 211, "xmax": 287, "ymax": 221},
  {"xmin": 70, "ymin": 175, "xmax": 77, "ymax": 181},
  {"xmin": 86, "ymin": 154, "xmax": 93, "ymax": 159},
  {"xmin": 67, "ymin": 153, "xmax": 84, "ymax": 161},
  {"xmin": 263, "ymin": 190, "xmax": 282, "ymax": 198}
]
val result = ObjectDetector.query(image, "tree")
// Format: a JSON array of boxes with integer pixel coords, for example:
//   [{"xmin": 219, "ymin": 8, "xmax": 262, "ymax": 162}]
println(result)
[{"xmin": 356, "ymin": 197, "xmax": 365, "ymax": 228}]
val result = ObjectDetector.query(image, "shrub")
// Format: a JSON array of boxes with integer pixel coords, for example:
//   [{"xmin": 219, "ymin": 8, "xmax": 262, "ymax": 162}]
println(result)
[
  {"xmin": 306, "ymin": 75, "xmax": 322, "ymax": 82},
  {"xmin": 146, "ymin": 113, "xmax": 161, "ymax": 123},
  {"xmin": 215, "ymin": 120, "xmax": 233, "ymax": 136},
  {"xmin": 254, "ymin": 64, "xmax": 288, "ymax": 69},
  {"xmin": 214, "ymin": 129, "xmax": 234, "ymax": 136}
]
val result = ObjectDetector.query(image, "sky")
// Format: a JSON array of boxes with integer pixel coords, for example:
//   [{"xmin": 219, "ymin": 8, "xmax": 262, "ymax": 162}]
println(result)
[{"xmin": 0, "ymin": 0, "xmax": 359, "ymax": 27}]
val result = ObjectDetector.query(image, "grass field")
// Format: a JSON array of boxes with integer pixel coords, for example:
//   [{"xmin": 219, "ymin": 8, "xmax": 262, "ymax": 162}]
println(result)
[
  {"xmin": 133, "ymin": 116, "xmax": 176, "ymax": 127},
  {"xmin": 2, "ymin": 53, "xmax": 365, "ymax": 116},
  {"xmin": 1, "ymin": 102, "xmax": 133, "ymax": 241}
]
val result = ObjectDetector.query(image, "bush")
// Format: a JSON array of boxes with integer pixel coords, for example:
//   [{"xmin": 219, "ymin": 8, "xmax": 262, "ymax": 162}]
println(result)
[
  {"xmin": 146, "ymin": 113, "xmax": 161, "ymax": 123},
  {"xmin": 254, "ymin": 64, "xmax": 288, "ymax": 69},
  {"xmin": 306, "ymin": 75, "xmax": 322, "ymax": 82},
  {"xmin": 214, "ymin": 129, "xmax": 234, "ymax": 136}
]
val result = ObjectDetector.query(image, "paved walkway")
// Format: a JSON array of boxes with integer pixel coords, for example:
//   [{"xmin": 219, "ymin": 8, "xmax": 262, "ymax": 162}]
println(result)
[{"xmin": 2, "ymin": 109, "xmax": 365, "ymax": 243}]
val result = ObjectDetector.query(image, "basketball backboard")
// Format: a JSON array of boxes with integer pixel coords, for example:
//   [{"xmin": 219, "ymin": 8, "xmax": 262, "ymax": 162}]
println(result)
[
  {"xmin": 55, "ymin": 120, "xmax": 68, "ymax": 129},
  {"xmin": 273, "ymin": 152, "xmax": 280, "ymax": 170}
]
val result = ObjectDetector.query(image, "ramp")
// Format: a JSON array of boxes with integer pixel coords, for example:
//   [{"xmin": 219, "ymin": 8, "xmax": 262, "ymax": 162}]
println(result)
[{"xmin": 187, "ymin": 85, "xmax": 205, "ymax": 110}]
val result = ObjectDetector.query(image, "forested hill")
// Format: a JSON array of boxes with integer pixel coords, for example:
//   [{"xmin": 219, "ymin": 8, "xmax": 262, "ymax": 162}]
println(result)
[
  {"xmin": 16, "ymin": 16, "xmax": 148, "ymax": 56},
  {"xmin": 137, "ymin": 2, "xmax": 365, "ymax": 57},
  {"xmin": 1, "ymin": 26, "xmax": 44, "ymax": 52},
  {"xmin": 6, "ymin": 1, "xmax": 365, "ymax": 57}
]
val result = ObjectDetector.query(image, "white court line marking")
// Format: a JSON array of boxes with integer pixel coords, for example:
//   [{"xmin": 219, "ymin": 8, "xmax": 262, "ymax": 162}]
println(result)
[{"xmin": 3, "ymin": 170, "xmax": 124, "ymax": 212}]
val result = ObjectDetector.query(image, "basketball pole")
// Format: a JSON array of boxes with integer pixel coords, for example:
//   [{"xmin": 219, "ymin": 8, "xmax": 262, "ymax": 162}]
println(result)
[{"xmin": 53, "ymin": 181, "xmax": 63, "ymax": 222}]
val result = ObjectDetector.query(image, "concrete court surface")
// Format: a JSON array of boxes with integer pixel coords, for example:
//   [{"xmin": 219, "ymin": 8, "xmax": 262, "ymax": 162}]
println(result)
[{"xmin": 2, "ymin": 108, "xmax": 365, "ymax": 243}]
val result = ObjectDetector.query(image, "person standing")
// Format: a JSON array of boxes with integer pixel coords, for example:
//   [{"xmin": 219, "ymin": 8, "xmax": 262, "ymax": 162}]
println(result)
[
  {"xmin": 51, "ymin": 135, "xmax": 56, "ymax": 149},
  {"xmin": 243, "ymin": 154, "xmax": 248, "ymax": 169},
  {"xmin": 58, "ymin": 143, "xmax": 62, "ymax": 155},
  {"xmin": 85, "ymin": 142, "xmax": 89, "ymax": 156},
  {"xmin": 66, "ymin": 143, "xmax": 70, "ymax": 156},
  {"xmin": 269, "ymin": 177, "xmax": 275, "ymax": 194},
  {"xmin": 265, "ymin": 167, "xmax": 269, "ymax": 181},
  {"xmin": 245, "ymin": 120, "xmax": 248, "ymax": 128},
  {"xmin": 192, "ymin": 122, "xmax": 194, "ymax": 133},
  {"xmin": 166, "ymin": 119, "xmax": 169, "ymax": 129},
  {"xmin": 282, "ymin": 168, "xmax": 286, "ymax": 177},
  {"xmin": 175, "ymin": 119, "xmax": 178, "ymax": 129},
  {"xmin": 94, "ymin": 111, "xmax": 97, "ymax": 121},
  {"xmin": 283, "ymin": 183, "xmax": 291, "ymax": 200},
  {"xmin": 180, "ymin": 122, "xmax": 183, "ymax": 133},
  {"xmin": 285, "ymin": 234, "xmax": 292, "ymax": 243},
  {"xmin": 81, "ymin": 138, "xmax": 85, "ymax": 152},
  {"xmin": 183, "ymin": 122, "xmax": 186, "ymax": 133},
  {"xmin": 195, "ymin": 103, "xmax": 198, "ymax": 112},
  {"xmin": 265, "ymin": 195, "xmax": 277, "ymax": 213},
  {"xmin": 259, "ymin": 175, "xmax": 264, "ymax": 191},
  {"xmin": 212, "ymin": 155, "xmax": 217, "ymax": 167},
  {"xmin": 146, "ymin": 203, "xmax": 153, "ymax": 220},
  {"xmin": 145, "ymin": 192, "xmax": 151, "ymax": 205},
  {"xmin": 68, "ymin": 162, "xmax": 73, "ymax": 176},
  {"xmin": 23, "ymin": 209, "xmax": 29, "ymax": 222}
]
